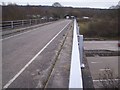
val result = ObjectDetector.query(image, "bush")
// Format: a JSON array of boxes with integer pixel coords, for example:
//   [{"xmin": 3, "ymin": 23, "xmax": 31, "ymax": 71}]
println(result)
[{"xmin": 79, "ymin": 18, "xmax": 118, "ymax": 39}]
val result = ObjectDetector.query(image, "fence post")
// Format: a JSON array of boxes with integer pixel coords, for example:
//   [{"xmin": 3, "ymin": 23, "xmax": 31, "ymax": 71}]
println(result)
[
  {"xmin": 39, "ymin": 19, "xmax": 41, "ymax": 23},
  {"xmin": 11, "ymin": 21, "xmax": 14, "ymax": 28},
  {"xmin": 35, "ymin": 19, "xmax": 37, "ymax": 24},
  {"xmin": 30, "ymin": 19, "xmax": 32, "ymax": 25},
  {"xmin": 22, "ymin": 20, "xmax": 24, "ymax": 26}
]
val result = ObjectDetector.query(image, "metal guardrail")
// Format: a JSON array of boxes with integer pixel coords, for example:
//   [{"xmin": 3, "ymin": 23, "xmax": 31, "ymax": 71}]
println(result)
[
  {"xmin": 1, "ymin": 18, "xmax": 56, "ymax": 29},
  {"xmin": 69, "ymin": 19, "xmax": 84, "ymax": 89}
]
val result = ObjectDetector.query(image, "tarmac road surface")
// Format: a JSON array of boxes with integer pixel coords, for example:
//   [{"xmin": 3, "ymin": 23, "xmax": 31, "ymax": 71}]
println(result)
[{"xmin": 2, "ymin": 20, "xmax": 72, "ymax": 88}]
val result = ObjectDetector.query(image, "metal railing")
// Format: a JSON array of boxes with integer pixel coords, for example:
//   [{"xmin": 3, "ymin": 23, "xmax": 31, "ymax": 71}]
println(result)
[
  {"xmin": 69, "ymin": 19, "xmax": 84, "ymax": 89},
  {"xmin": 1, "ymin": 18, "xmax": 56, "ymax": 29}
]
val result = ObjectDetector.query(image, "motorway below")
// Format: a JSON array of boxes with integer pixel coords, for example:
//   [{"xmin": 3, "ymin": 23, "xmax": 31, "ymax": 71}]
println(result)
[
  {"xmin": 2, "ymin": 20, "xmax": 72, "ymax": 88},
  {"xmin": 84, "ymin": 40, "xmax": 119, "ymax": 88}
]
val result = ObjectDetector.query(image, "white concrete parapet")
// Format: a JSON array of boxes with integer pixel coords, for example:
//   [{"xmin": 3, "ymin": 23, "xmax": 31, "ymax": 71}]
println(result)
[{"xmin": 69, "ymin": 19, "xmax": 83, "ymax": 89}]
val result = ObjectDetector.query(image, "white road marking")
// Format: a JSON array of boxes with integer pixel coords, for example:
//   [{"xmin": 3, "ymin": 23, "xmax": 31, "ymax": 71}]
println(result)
[
  {"xmin": 93, "ymin": 79, "xmax": 119, "ymax": 82},
  {"xmin": 91, "ymin": 61, "xmax": 101, "ymax": 63},
  {"xmin": 99, "ymin": 68, "xmax": 111, "ymax": 71},
  {"xmin": 3, "ymin": 21, "xmax": 71, "ymax": 88},
  {"xmin": 2, "ymin": 28, "xmax": 37, "ymax": 41}
]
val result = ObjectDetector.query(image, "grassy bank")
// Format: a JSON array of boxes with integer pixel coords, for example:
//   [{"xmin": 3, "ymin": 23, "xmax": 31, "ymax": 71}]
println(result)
[{"xmin": 78, "ymin": 17, "xmax": 119, "ymax": 40}]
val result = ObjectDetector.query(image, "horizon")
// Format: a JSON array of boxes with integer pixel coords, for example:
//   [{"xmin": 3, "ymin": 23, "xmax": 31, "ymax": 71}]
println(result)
[
  {"xmin": 1, "ymin": 4, "xmax": 116, "ymax": 10},
  {"xmin": 0, "ymin": 0, "xmax": 119, "ymax": 9}
]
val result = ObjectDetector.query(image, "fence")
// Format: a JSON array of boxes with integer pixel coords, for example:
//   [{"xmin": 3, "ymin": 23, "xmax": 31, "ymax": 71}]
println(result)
[
  {"xmin": 69, "ymin": 19, "xmax": 84, "ymax": 89},
  {"xmin": 1, "ymin": 18, "xmax": 56, "ymax": 29}
]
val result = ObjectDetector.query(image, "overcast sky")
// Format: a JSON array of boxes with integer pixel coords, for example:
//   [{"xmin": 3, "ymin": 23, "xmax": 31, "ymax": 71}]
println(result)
[{"xmin": 0, "ymin": 0, "xmax": 119, "ymax": 9}]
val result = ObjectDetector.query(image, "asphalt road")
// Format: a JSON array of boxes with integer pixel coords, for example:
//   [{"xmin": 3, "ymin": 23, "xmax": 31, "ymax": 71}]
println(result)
[
  {"xmin": 88, "ymin": 56, "xmax": 118, "ymax": 88},
  {"xmin": 84, "ymin": 41, "xmax": 118, "ymax": 51},
  {"xmin": 2, "ymin": 19, "xmax": 72, "ymax": 88},
  {"xmin": 84, "ymin": 41, "xmax": 119, "ymax": 88},
  {"xmin": 87, "ymin": 56, "xmax": 118, "ymax": 80}
]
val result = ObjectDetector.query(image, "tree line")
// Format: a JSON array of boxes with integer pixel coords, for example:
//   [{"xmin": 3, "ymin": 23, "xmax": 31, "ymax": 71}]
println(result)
[{"xmin": 2, "ymin": 4, "xmax": 118, "ymax": 21}]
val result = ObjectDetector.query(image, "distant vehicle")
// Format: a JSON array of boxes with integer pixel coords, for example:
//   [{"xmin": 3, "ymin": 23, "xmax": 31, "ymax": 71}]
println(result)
[{"xmin": 66, "ymin": 16, "xmax": 70, "ymax": 19}]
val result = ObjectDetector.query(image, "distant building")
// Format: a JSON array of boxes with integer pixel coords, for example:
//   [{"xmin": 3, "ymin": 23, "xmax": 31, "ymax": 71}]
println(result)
[
  {"xmin": 71, "ymin": 16, "xmax": 75, "ymax": 19},
  {"xmin": 52, "ymin": 2, "xmax": 62, "ymax": 7}
]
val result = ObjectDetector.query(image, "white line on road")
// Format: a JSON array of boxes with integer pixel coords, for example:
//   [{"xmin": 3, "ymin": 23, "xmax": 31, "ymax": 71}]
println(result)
[
  {"xmin": 93, "ymin": 79, "xmax": 119, "ymax": 82},
  {"xmin": 1, "ymin": 21, "xmax": 55, "ymax": 41},
  {"xmin": 3, "ymin": 21, "xmax": 71, "ymax": 88},
  {"xmin": 1, "ymin": 28, "xmax": 38, "ymax": 41},
  {"xmin": 91, "ymin": 62, "xmax": 102, "ymax": 64},
  {"xmin": 99, "ymin": 68, "xmax": 111, "ymax": 71}
]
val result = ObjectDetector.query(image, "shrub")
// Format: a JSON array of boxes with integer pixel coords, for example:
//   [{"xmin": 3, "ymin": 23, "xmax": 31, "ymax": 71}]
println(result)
[{"xmin": 79, "ymin": 18, "xmax": 118, "ymax": 39}]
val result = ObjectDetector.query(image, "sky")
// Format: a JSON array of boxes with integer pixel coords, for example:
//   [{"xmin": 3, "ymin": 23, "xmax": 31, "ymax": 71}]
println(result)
[{"xmin": 0, "ymin": 0, "xmax": 120, "ymax": 9}]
